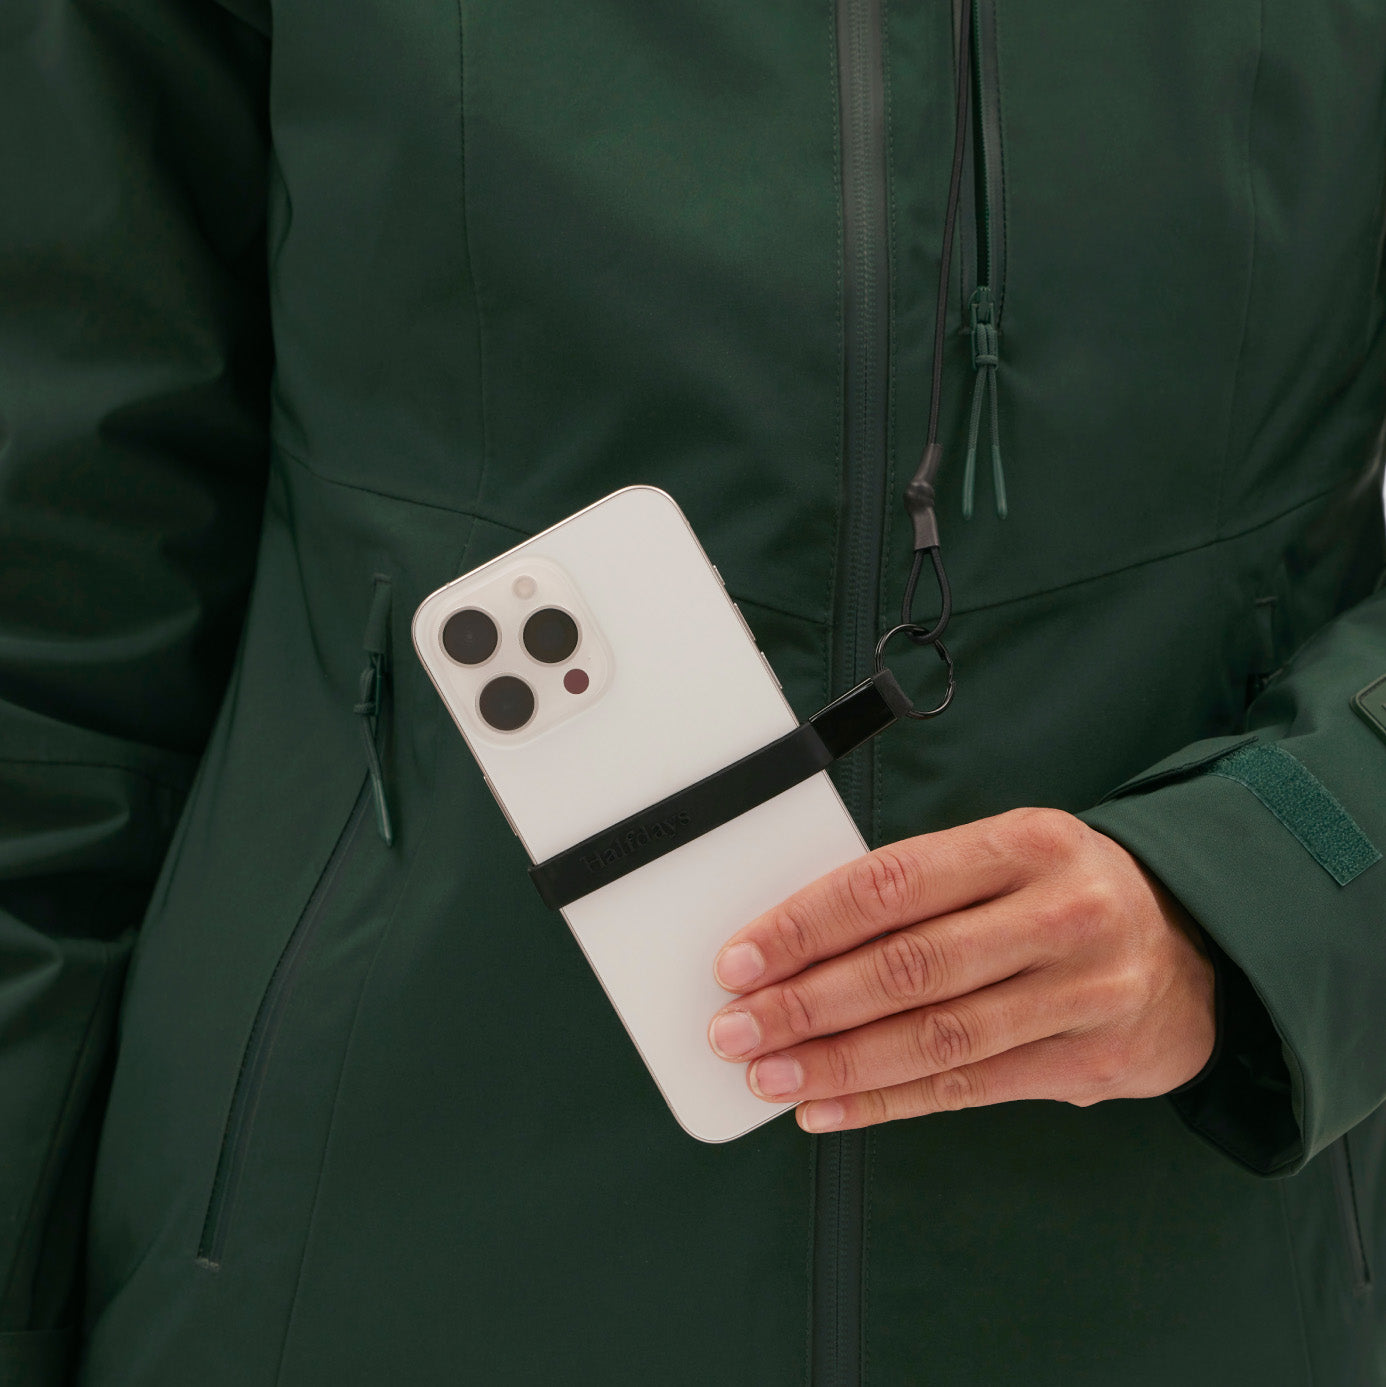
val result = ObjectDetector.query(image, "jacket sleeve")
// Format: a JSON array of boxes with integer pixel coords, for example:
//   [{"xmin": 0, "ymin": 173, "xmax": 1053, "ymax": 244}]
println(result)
[
  {"xmin": 0, "ymin": 0, "xmax": 270, "ymax": 1375},
  {"xmin": 1080, "ymin": 555, "xmax": 1386, "ymax": 1176}
]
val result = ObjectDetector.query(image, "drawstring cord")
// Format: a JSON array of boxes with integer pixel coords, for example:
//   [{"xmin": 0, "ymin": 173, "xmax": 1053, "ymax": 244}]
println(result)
[
  {"xmin": 961, "ymin": 285, "xmax": 1007, "ymax": 520},
  {"xmin": 892, "ymin": 0, "xmax": 973, "ymax": 718},
  {"xmin": 355, "ymin": 575, "xmax": 395, "ymax": 846}
]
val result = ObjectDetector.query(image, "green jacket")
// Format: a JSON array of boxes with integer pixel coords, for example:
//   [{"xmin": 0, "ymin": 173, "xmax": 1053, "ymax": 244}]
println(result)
[{"xmin": 3, "ymin": 0, "xmax": 1385, "ymax": 1382}]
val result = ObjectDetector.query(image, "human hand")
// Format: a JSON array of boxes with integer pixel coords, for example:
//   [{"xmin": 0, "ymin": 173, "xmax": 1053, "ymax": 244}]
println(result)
[{"xmin": 707, "ymin": 808, "xmax": 1216, "ymax": 1133}]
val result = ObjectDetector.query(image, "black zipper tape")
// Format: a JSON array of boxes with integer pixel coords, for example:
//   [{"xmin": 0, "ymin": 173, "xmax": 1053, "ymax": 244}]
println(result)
[{"xmin": 821, "ymin": 0, "xmax": 891, "ymax": 1381}]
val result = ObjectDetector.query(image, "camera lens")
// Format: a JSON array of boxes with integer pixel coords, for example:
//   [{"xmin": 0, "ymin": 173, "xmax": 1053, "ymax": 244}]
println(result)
[
  {"xmin": 441, "ymin": 608, "xmax": 498, "ymax": 665},
  {"xmin": 522, "ymin": 607, "xmax": 579, "ymax": 664},
  {"xmin": 478, "ymin": 675, "xmax": 535, "ymax": 732}
]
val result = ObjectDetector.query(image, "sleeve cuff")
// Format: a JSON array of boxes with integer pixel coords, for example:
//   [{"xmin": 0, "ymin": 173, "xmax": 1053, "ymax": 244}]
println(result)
[
  {"xmin": 1164, "ymin": 929, "xmax": 1299, "ymax": 1174},
  {"xmin": 1076, "ymin": 733, "xmax": 1379, "ymax": 1175}
]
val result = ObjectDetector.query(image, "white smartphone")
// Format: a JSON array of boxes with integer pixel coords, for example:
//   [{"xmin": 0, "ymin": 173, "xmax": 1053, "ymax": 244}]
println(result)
[{"xmin": 412, "ymin": 486, "xmax": 867, "ymax": 1142}]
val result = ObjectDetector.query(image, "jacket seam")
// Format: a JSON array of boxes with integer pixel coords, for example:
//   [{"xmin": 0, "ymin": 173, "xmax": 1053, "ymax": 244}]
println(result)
[
  {"xmin": 951, "ymin": 478, "xmax": 1344, "ymax": 620},
  {"xmin": 276, "ymin": 439, "xmax": 493, "ymax": 517},
  {"xmin": 273, "ymin": 441, "xmax": 1344, "ymax": 631},
  {"xmin": 211, "ymin": 0, "xmax": 271, "ymax": 40},
  {"xmin": 1275, "ymin": 1180, "xmax": 1318, "ymax": 1386},
  {"xmin": 274, "ymin": 440, "xmax": 832, "ymax": 629},
  {"xmin": 1214, "ymin": 1, "xmax": 1266, "ymax": 539},
  {"xmin": 455, "ymin": 0, "xmax": 492, "ymax": 517},
  {"xmin": 0, "ymin": 758, "xmax": 187, "ymax": 798},
  {"xmin": 271, "ymin": 806, "xmax": 438, "ymax": 1384},
  {"xmin": 0, "ymin": 939, "xmax": 113, "ymax": 1321}
]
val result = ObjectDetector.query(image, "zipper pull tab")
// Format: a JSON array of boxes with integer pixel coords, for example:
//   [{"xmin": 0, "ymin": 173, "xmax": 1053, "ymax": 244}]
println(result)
[
  {"xmin": 962, "ymin": 285, "xmax": 1007, "ymax": 520},
  {"xmin": 354, "ymin": 575, "xmax": 395, "ymax": 846}
]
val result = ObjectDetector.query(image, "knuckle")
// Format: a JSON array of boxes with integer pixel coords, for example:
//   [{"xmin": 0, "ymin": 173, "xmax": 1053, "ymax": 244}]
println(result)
[
  {"xmin": 1076, "ymin": 1036, "xmax": 1128, "ymax": 1093},
  {"xmin": 768, "ymin": 900, "xmax": 818, "ymax": 965},
  {"xmin": 857, "ymin": 1087, "xmax": 889, "ymax": 1126},
  {"xmin": 775, "ymin": 981, "xmax": 818, "ymax": 1041},
  {"xmin": 843, "ymin": 846, "xmax": 916, "ymax": 921},
  {"xmin": 1029, "ymin": 892, "xmax": 1075, "ymax": 945},
  {"xmin": 1108, "ymin": 957, "xmax": 1151, "ymax": 1010},
  {"xmin": 916, "ymin": 1006, "xmax": 974, "ymax": 1071},
  {"xmin": 1006, "ymin": 807, "xmax": 1085, "ymax": 867},
  {"xmin": 1070, "ymin": 870, "xmax": 1122, "ymax": 933},
  {"xmin": 1084, "ymin": 957, "xmax": 1150, "ymax": 1022},
  {"xmin": 1032, "ymin": 874, "xmax": 1119, "ymax": 950},
  {"xmin": 872, "ymin": 931, "xmax": 939, "ymax": 1006},
  {"xmin": 930, "ymin": 1065, "xmax": 982, "ymax": 1112},
  {"xmin": 824, "ymin": 1040, "xmax": 857, "ymax": 1094}
]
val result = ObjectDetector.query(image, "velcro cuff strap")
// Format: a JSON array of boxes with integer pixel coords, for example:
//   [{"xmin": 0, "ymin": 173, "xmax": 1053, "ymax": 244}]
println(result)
[
  {"xmin": 1208, "ymin": 744, "xmax": 1380, "ymax": 886},
  {"xmin": 529, "ymin": 669, "xmax": 910, "ymax": 910}
]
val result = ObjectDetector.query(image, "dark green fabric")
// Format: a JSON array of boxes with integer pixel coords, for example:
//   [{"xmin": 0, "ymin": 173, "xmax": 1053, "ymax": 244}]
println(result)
[
  {"xmin": 1208, "ymin": 742, "xmax": 1381, "ymax": 884},
  {"xmin": 3, "ymin": 0, "xmax": 1386, "ymax": 1384},
  {"xmin": 1353, "ymin": 670, "xmax": 1386, "ymax": 745},
  {"xmin": 0, "ymin": 1332, "xmax": 72, "ymax": 1387}
]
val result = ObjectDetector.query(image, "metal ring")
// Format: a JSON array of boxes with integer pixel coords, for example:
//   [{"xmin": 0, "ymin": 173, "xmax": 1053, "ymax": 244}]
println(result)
[{"xmin": 873, "ymin": 624, "xmax": 955, "ymax": 720}]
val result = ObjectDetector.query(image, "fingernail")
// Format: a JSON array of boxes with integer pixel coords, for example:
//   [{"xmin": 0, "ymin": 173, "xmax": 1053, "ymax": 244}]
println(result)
[
  {"xmin": 749, "ymin": 1054, "xmax": 803, "ymax": 1098},
  {"xmin": 715, "ymin": 942, "xmax": 765, "ymax": 992},
  {"xmin": 799, "ymin": 1100, "xmax": 845, "ymax": 1133},
  {"xmin": 708, "ymin": 1010, "xmax": 760, "ymax": 1059}
]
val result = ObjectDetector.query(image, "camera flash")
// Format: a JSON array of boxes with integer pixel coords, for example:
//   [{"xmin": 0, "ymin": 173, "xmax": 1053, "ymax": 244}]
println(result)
[
  {"xmin": 513, "ymin": 576, "xmax": 537, "ymax": 599},
  {"xmin": 563, "ymin": 668, "xmax": 590, "ymax": 695}
]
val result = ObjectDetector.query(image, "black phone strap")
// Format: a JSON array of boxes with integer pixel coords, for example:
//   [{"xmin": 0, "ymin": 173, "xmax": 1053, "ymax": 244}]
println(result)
[{"xmin": 530, "ymin": 667, "xmax": 915, "ymax": 910}]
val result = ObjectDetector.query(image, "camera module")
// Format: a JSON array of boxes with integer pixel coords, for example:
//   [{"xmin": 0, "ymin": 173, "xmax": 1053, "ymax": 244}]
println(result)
[
  {"xmin": 441, "ymin": 608, "xmax": 499, "ymax": 666},
  {"xmin": 522, "ymin": 607, "xmax": 579, "ymax": 664},
  {"xmin": 478, "ymin": 675, "xmax": 536, "ymax": 732}
]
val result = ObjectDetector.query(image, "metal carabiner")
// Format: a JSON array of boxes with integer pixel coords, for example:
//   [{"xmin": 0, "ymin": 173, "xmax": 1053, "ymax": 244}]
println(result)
[{"xmin": 873, "ymin": 623, "xmax": 955, "ymax": 720}]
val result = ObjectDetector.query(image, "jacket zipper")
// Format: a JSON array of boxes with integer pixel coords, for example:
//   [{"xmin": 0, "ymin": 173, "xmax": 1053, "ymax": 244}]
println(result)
[
  {"xmin": 961, "ymin": 0, "xmax": 1008, "ymax": 520},
  {"xmin": 1329, "ymin": 1133, "xmax": 1373, "ymax": 1295},
  {"xmin": 196, "ymin": 779, "xmax": 374, "ymax": 1269},
  {"xmin": 819, "ymin": 0, "xmax": 889, "ymax": 1382},
  {"xmin": 970, "ymin": 0, "xmax": 1005, "ymax": 317}
]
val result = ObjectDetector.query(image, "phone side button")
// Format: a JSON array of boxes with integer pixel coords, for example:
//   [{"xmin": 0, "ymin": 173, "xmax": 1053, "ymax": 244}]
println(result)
[
  {"xmin": 731, "ymin": 601, "xmax": 756, "ymax": 644},
  {"xmin": 760, "ymin": 650, "xmax": 782, "ymax": 690}
]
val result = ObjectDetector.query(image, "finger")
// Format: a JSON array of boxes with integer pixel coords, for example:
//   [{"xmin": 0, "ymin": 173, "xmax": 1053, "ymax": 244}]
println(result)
[
  {"xmin": 714, "ymin": 814, "xmax": 1040, "ymax": 994},
  {"xmin": 708, "ymin": 893, "xmax": 1051, "ymax": 1062},
  {"xmin": 794, "ymin": 1032, "xmax": 1086, "ymax": 1133},
  {"xmin": 741, "ymin": 970, "xmax": 1080, "ymax": 1104}
]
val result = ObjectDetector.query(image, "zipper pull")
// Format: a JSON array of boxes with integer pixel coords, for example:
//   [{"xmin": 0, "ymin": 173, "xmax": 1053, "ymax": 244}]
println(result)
[
  {"xmin": 354, "ymin": 575, "xmax": 395, "ymax": 846},
  {"xmin": 962, "ymin": 285, "xmax": 1008, "ymax": 520}
]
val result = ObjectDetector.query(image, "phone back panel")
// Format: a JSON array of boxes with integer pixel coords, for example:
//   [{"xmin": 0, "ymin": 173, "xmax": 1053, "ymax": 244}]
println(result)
[{"xmin": 413, "ymin": 487, "xmax": 867, "ymax": 1141}]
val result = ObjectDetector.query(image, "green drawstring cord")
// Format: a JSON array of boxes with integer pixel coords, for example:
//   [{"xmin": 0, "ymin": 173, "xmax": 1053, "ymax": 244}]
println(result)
[
  {"xmin": 354, "ymin": 575, "xmax": 395, "ymax": 846},
  {"xmin": 962, "ymin": 285, "xmax": 1008, "ymax": 520}
]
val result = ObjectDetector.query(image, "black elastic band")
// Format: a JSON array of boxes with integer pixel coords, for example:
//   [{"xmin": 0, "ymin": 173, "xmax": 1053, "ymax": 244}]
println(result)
[{"xmin": 529, "ymin": 669, "xmax": 913, "ymax": 910}]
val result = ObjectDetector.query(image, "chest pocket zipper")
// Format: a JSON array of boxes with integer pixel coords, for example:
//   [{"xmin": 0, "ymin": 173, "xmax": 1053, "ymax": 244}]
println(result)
[{"xmin": 356, "ymin": 575, "xmax": 395, "ymax": 846}]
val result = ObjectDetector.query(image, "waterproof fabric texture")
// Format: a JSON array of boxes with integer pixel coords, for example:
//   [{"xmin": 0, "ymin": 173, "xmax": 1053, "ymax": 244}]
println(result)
[{"xmin": 3, "ymin": 1, "xmax": 1386, "ymax": 1384}]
